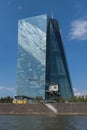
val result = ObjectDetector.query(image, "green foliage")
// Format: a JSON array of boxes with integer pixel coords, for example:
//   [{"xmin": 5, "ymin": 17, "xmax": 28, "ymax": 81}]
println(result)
[
  {"xmin": 56, "ymin": 97, "xmax": 65, "ymax": 103},
  {"xmin": 69, "ymin": 95, "xmax": 87, "ymax": 102},
  {"xmin": 34, "ymin": 96, "xmax": 43, "ymax": 103},
  {"xmin": 69, "ymin": 96, "xmax": 77, "ymax": 102},
  {"xmin": 0, "ymin": 96, "xmax": 13, "ymax": 103},
  {"xmin": 84, "ymin": 95, "xmax": 87, "ymax": 102}
]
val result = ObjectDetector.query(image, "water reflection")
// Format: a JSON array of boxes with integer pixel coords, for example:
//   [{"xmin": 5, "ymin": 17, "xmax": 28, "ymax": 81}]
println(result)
[{"xmin": 0, "ymin": 115, "xmax": 87, "ymax": 130}]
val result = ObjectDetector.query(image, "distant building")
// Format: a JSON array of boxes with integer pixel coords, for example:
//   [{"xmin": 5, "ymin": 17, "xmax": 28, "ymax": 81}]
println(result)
[{"xmin": 17, "ymin": 14, "xmax": 73, "ymax": 100}]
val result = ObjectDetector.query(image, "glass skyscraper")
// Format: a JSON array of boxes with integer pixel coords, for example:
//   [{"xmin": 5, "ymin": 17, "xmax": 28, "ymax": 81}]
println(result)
[{"xmin": 17, "ymin": 14, "xmax": 73, "ymax": 100}]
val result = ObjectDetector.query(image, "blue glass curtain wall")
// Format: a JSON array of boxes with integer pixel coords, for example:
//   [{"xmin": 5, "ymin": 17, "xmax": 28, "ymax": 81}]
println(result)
[
  {"xmin": 17, "ymin": 14, "xmax": 73, "ymax": 100},
  {"xmin": 45, "ymin": 18, "xmax": 73, "ymax": 100},
  {"xmin": 17, "ymin": 15, "xmax": 47, "ymax": 99}
]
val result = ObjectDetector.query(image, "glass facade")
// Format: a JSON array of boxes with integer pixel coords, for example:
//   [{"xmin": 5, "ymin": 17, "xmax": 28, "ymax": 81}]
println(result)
[
  {"xmin": 17, "ymin": 15, "xmax": 47, "ymax": 99},
  {"xmin": 46, "ymin": 18, "xmax": 73, "ymax": 100},
  {"xmin": 17, "ymin": 14, "xmax": 73, "ymax": 100}
]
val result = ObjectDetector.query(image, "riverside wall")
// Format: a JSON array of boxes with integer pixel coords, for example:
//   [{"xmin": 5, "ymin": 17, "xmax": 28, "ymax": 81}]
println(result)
[
  {"xmin": 0, "ymin": 103, "xmax": 53, "ymax": 115},
  {"xmin": 0, "ymin": 103, "xmax": 87, "ymax": 115},
  {"xmin": 50, "ymin": 102, "xmax": 87, "ymax": 115}
]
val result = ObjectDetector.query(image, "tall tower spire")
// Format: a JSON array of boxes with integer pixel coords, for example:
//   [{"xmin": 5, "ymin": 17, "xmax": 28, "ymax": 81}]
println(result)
[{"xmin": 51, "ymin": 11, "xmax": 54, "ymax": 19}]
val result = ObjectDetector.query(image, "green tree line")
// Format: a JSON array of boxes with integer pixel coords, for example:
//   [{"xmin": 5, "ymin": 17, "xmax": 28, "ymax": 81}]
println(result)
[
  {"xmin": 56, "ymin": 95, "xmax": 87, "ymax": 103},
  {"xmin": 0, "ymin": 96, "xmax": 13, "ymax": 103},
  {"xmin": 0, "ymin": 95, "xmax": 87, "ymax": 103},
  {"xmin": 69, "ymin": 95, "xmax": 87, "ymax": 102}
]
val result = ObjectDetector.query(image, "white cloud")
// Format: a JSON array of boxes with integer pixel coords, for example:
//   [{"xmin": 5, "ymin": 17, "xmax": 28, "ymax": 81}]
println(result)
[
  {"xmin": 73, "ymin": 87, "xmax": 87, "ymax": 96},
  {"xmin": 73, "ymin": 87, "xmax": 82, "ymax": 96},
  {"xmin": 69, "ymin": 18, "xmax": 87, "ymax": 40},
  {"xmin": 0, "ymin": 86, "xmax": 14, "ymax": 91}
]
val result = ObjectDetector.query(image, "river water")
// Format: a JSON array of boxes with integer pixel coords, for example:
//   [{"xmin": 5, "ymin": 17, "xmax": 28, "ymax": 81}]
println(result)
[{"xmin": 0, "ymin": 115, "xmax": 87, "ymax": 130}]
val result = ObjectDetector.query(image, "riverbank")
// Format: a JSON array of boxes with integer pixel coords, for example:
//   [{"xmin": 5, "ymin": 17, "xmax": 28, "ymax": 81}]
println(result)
[{"xmin": 0, "ymin": 103, "xmax": 87, "ymax": 115}]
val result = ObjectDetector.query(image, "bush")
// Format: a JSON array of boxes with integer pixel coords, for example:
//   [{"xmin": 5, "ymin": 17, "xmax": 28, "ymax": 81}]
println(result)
[
  {"xmin": 56, "ymin": 97, "xmax": 65, "ymax": 103},
  {"xmin": 34, "ymin": 96, "xmax": 43, "ymax": 103},
  {"xmin": 0, "ymin": 96, "xmax": 13, "ymax": 103},
  {"xmin": 69, "ymin": 95, "xmax": 87, "ymax": 102}
]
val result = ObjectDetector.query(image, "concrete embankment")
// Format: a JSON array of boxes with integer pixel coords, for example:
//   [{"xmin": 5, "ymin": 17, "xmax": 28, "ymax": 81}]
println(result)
[
  {"xmin": 50, "ymin": 102, "xmax": 87, "ymax": 115},
  {"xmin": 0, "ymin": 103, "xmax": 87, "ymax": 115},
  {"xmin": 0, "ymin": 103, "xmax": 53, "ymax": 115}
]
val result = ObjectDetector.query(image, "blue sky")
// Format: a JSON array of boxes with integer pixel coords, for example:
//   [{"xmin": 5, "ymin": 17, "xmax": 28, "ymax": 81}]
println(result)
[{"xmin": 0, "ymin": 0, "xmax": 87, "ymax": 97}]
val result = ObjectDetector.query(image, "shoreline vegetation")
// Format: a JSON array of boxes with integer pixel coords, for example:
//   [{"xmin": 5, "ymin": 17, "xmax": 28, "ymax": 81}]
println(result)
[
  {"xmin": 1, "ymin": 95, "xmax": 87, "ymax": 103},
  {"xmin": 0, "ymin": 96, "xmax": 87, "ymax": 115}
]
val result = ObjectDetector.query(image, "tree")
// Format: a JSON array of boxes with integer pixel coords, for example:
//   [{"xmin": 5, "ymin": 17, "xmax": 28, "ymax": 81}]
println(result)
[
  {"xmin": 34, "ymin": 96, "xmax": 43, "ymax": 103},
  {"xmin": 84, "ymin": 95, "xmax": 87, "ymax": 102},
  {"xmin": 77, "ymin": 96, "xmax": 84, "ymax": 102},
  {"xmin": 69, "ymin": 96, "xmax": 77, "ymax": 102},
  {"xmin": 56, "ymin": 97, "xmax": 65, "ymax": 103},
  {"xmin": 69, "ymin": 95, "xmax": 87, "ymax": 102},
  {"xmin": 0, "ymin": 96, "xmax": 13, "ymax": 103}
]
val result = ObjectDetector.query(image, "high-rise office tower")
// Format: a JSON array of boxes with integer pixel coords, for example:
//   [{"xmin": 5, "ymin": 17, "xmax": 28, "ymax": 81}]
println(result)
[{"xmin": 17, "ymin": 14, "xmax": 73, "ymax": 100}]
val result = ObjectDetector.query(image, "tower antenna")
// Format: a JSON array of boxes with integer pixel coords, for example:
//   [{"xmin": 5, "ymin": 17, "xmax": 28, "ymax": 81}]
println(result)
[{"xmin": 51, "ymin": 11, "xmax": 54, "ymax": 19}]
